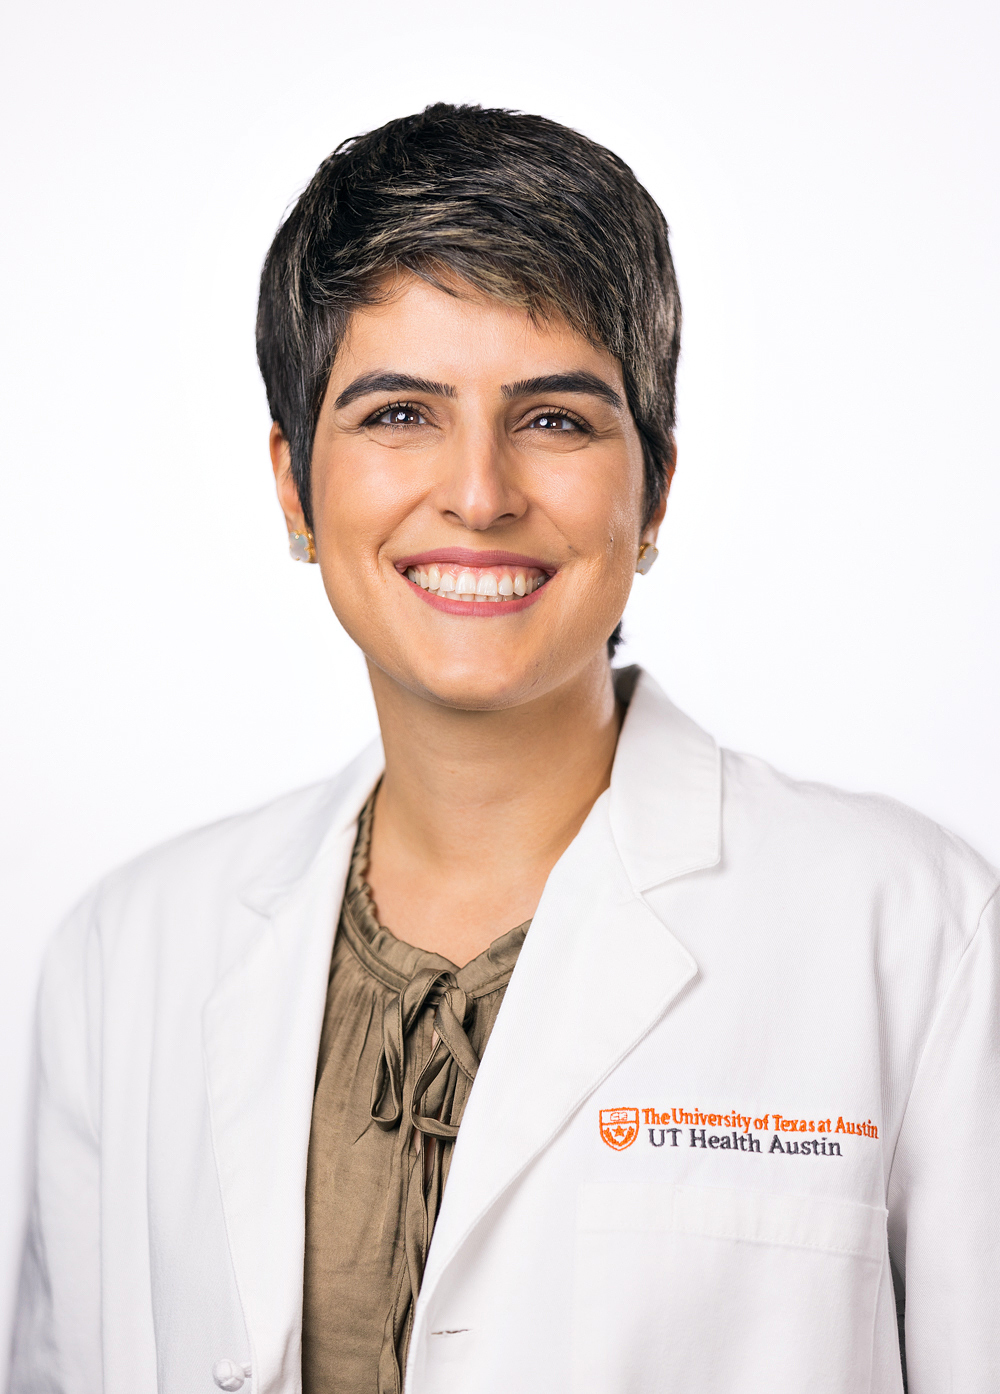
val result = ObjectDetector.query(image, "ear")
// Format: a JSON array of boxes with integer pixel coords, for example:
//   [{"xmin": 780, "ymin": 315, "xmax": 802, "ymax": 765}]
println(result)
[
  {"xmin": 642, "ymin": 442, "xmax": 676, "ymax": 547},
  {"xmin": 270, "ymin": 423, "xmax": 307, "ymax": 532}
]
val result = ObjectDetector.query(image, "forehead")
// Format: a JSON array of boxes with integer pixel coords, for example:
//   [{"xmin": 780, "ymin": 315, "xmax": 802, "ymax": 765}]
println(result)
[{"xmin": 331, "ymin": 273, "xmax": 625, "ymax": 395}]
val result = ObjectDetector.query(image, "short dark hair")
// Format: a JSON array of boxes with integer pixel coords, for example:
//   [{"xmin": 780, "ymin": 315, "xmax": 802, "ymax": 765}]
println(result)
[{"xmin": 256, "ymin": 103, "xmax": 682, "ymax": 657}]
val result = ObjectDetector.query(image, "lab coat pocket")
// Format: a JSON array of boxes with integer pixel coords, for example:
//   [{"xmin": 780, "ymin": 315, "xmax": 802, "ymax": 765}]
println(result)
[{"xmin": 573, "ymin": 1183, "xmax": 887, "ymax": 1393}]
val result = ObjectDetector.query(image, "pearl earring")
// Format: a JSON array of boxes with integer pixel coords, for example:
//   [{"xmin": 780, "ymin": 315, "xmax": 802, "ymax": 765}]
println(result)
[
  {"xmin": 635, "ymin": 543, "xmax": 658, "ymax": 575},
  {"xmin": 289, "ymin": 530, "xmax": 316, "ymax": 564}
]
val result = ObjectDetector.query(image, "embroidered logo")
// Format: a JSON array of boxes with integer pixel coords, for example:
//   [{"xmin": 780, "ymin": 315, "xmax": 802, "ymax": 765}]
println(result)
[
  {"xmin": 599, "ymin": 1102, "xmax": 880, "ymax": 1158},
  {"xmin": 600, "ymin": 1107, "xmax": 639, "ymax": 1151}
]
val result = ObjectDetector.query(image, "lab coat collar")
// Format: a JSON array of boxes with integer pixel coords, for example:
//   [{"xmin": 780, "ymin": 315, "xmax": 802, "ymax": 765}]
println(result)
[
  {"xmin": 609, "ymin": 665, "xmax": 721, "ymax": 891},
  {"xmin": 207, "ymin": 741, "xmax": 384, "ymax": 1392},
  {"xmin": 237, "ymin": 738, "xmax": 384, "ymax": 917},
  {"xmin": 413, "ymin": 792, "xmax": 702, "ymax": 1342},
  {"xmin": 205, "ymin": 839, "xmax": 350, "ymax": 1394}
]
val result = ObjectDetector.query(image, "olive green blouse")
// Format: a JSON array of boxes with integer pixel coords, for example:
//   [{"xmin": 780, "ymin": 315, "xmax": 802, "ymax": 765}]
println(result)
[{"xmin": 302, "ymin": 792, "xmax": 529, "ymax": 1394}]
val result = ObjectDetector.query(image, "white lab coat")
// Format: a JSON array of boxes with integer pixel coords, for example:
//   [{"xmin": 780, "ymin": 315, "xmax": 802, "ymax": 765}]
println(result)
[{"xmin": 11, "ymin": 669, "xmax": 1000, "ymax": 1394}]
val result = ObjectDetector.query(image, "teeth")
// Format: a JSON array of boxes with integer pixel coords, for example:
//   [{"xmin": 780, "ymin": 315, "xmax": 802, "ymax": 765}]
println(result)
[{"xmin": 406, "ymin": 564, "xmax": 549, "ymax": 601}]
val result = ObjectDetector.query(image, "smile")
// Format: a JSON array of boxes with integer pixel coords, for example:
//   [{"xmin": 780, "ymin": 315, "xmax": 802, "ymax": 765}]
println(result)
[{"xmin": 395, "ymin": 549, "xmax": 553, "ymax": 617}]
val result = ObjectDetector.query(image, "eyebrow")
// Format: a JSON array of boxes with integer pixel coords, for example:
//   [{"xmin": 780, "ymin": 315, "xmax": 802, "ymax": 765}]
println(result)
[
  {"xmin": 334, "ymin": 368, "xmax": 625, "ymax": 413},
  {"xmin": 334, "ymin": 372, "xmax": 458, "ymax": 410},
  {"xmin": 501, "ymin": 372, "xmax": 624, "ymax": 410}
]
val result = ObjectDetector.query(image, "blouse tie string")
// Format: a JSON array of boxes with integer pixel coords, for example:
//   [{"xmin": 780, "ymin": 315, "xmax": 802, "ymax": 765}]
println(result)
[
  {"xmin": 410, "ymin": 979, "xmax": 480, "ymax": 1139},
  {"xmin": 369, "ymin": 967, "xmax": 480, "ymax": 1135}
]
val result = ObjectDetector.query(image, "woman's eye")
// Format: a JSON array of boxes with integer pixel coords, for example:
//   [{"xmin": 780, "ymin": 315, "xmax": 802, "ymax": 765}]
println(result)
[
  {"xmin": 527, "ymin": 413, "xmax": 581, "ymax": 432},
  {"xmin": 369, "ymin": 404, "xmax": 427, "ymax": 427}
]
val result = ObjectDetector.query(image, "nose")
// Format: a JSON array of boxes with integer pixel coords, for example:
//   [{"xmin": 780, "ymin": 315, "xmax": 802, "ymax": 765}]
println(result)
[{"xmin": 432, "ymin": 422, "xmax": 526, "ymax": 532}]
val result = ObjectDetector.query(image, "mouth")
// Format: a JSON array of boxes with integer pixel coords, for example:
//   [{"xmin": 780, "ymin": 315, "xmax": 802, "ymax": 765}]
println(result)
[{"xmin": 394, "ymin": 548, "xmax": 554, "ymax": 617}]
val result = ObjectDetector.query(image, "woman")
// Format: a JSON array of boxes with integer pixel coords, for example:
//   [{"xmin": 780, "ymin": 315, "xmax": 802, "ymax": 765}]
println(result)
[{"xmin": 13, "ymin": 104, "xmax": 998, "ymax": 1394}]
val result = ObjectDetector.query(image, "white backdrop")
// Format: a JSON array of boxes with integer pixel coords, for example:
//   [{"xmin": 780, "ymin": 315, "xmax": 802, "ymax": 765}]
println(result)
[{"xmin": 2, "ymin": 0, "xmax": 998, "ymax": 1358}]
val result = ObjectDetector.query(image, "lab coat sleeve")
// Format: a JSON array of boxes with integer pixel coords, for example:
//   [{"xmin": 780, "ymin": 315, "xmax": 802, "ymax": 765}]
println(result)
[
  {"xmin": 9, "ymin": 899, "xmax": 103, "ymax": 1394},
  {"xmin": 886, "ymin": 883, "xmax": 1000, "ymax": 1393}
]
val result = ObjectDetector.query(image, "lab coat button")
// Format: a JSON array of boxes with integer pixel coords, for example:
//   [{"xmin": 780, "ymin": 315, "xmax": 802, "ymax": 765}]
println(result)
[{"xmin": 212, "ymin": 1359, "xmax": 251, "ymax": 1390}]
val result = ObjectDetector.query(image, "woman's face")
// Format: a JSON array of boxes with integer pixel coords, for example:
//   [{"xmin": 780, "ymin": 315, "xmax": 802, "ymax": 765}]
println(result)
[{"xmin": 273, "ymin": 273, "xmax": 663, "ymax": 711}]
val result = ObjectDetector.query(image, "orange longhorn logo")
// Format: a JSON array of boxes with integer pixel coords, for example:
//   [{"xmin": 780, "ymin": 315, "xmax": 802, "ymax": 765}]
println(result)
[{"xmin": 600, "ymin": 1107, "xmax": 639, "ymax": 1151}]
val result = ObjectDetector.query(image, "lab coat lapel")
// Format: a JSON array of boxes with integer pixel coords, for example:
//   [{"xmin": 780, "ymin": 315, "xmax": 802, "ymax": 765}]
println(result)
[
  {"xmin": 202, "ymin": 743, "xmax": 383, "ymax": 1394},
  {"xmin": 418, "ymin": 670, "xmax": 721, "ymax": 1311}
]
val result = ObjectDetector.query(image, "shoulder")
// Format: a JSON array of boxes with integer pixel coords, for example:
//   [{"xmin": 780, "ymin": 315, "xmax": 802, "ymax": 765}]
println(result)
[
  {"xmin": 720, "ymin": 745, "xmax": 999, "ymax": 935},
  {"xmin": 46, "ymin": 739, "xmax": 383, "ymax": 968}
]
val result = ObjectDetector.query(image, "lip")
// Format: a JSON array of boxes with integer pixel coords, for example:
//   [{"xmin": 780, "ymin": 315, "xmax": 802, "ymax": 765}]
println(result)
[{"xmin": 394, "ymin": 547, "xmax": 556, "ymax": 574}]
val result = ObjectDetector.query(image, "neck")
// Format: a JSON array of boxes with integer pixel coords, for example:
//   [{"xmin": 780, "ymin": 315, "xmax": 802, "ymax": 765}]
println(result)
[{"xmin": 363, "ymin": 652, "xmax": 624, "ymax": 961}]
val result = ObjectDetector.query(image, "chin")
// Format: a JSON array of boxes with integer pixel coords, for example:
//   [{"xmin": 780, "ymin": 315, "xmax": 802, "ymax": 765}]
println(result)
[
  {"xmin": 385, "ymin": 624, "xmax": 613, "ymax": 713},
  {"xmin": 407, "ymin": 655, "xmax": 545, "ymax": 712}
]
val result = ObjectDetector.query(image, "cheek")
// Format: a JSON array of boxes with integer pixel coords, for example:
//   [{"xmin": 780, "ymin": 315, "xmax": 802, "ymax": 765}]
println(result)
[
  {"xmin": 541, "ymin": 450, "xmax": 644, "ymax": 567},
  {"xmin": 312, "ymin": 444, "xmax": 420, "ymax": 564}
]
